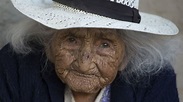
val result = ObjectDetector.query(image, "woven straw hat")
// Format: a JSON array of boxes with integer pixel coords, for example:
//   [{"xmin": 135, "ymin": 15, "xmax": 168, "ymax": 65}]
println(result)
[{"xmin": 11, "ymin": 0, "xmax": 179, "ymax": 35}]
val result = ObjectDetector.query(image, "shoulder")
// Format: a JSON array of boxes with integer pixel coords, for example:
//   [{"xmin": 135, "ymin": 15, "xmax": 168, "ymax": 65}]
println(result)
[
  {"xmin": 0, "ymin": 44, "xmax": 18, "ymax": 71},
  {"xmin": 0, "ymin": 44, "xmax": 15, "ymax": 59},
  {"xmin": 111, "ymin": 64, "xmax": 179, "ymax": 102},
  {"xmin": 0, "ymin": 43, "xmax": 46, "ymax": 75},
  {"xmin": 142, "ymin": 65, "xmax": 179, "ymax": 102},
  {"xmin": 0, "ymin": 44, "xmax": 21, "ymax": 101},
  {"xmin": 146, "ymin": 63, "xmax": 177, "ymax": 88},
  {"xmin": 0, "ymin": 43, "xmax": 44, "ymax": 87},
  {"xmin": 0, "ymin": 44, "xmax": 53, "ymax": 102}
]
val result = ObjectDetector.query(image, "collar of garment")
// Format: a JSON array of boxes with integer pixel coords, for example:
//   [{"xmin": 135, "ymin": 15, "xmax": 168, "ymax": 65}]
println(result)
[{"xmin": 64, "ymin": 85, "xmax": 111, "ymax": 102}]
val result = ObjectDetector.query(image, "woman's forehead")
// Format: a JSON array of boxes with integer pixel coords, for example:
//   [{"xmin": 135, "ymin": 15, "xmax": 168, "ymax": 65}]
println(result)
[{"xmin": 57, "ymin": 28, "xmax": 121, "ymax": 39}]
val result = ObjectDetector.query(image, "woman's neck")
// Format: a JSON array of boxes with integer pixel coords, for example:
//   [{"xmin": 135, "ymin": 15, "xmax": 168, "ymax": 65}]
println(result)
[{"xmin": 72, "ymin": 91, "xmax": 99, "ymax": 102}]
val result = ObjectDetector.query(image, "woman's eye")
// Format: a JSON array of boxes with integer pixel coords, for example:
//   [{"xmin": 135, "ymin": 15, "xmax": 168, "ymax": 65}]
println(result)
[
  {"xmin": 63, "ymin": 35, "xmax": 81, "ymax": 49},
  {"xmin": 97, "ymin": 40, "xmax": 115, "ymax": 56},
  {"xmin": 100, "ymin": 42, "xmax": 110, "ymax": 48},
  {"xmin": 66, "ymin": 36, "xmax": 78, "ymax": 44},
  {"xmin": 68, "ymin": 37, "xmax": 77, "ymax": 43}
]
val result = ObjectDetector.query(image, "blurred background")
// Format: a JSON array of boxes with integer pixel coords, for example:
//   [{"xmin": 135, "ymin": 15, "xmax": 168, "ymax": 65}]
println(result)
[{"xmin": 0, "ymin": 0, "xmax": 183, "ymax": 101}]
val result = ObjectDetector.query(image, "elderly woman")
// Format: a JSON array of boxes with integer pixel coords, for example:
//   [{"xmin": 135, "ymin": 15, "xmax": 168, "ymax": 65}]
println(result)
[{"xmin": 0, "ymin": 0, "xmax": 180, "ymax": 102}]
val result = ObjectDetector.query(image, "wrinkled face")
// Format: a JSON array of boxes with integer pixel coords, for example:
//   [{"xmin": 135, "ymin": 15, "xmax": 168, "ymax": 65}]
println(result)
[{"xmin": 47, "ymin": 28, "xmax": 125, "ymax": 93}]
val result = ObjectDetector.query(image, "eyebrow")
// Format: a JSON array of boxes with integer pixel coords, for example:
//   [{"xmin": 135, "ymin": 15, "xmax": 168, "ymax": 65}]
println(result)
[{"xmin": 98, "ymin": 30, "xmax": 119, "ymax": 40}]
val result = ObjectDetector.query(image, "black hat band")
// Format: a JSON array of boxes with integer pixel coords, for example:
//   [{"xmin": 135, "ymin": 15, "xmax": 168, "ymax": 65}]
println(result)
[{"xmin": 53, "ymin": 0, "xmax": 141, "ymax": 23}]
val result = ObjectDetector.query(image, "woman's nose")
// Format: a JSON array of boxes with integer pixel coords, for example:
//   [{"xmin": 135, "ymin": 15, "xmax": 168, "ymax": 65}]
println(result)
[
  {"xmin": 81, "ymin": 51, "xmax": 92, "ymax": 61},
  {"xmin": 79, "ymin": 41, "xmax": 93, "ymax": 61},
  {"xmin": 77, "ymin": 43, "xmax": 94, "ymax": 73}
]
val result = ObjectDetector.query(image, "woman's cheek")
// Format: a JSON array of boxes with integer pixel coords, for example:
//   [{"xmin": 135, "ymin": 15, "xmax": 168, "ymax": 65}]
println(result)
[{"xmin": 95, "ymin": 56, "xmax": 118, "ymax": 77}]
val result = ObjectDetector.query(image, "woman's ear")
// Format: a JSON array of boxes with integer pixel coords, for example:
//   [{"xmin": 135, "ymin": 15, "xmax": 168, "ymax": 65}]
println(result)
[
  {"xmin": 44, "ymin": 31, "xmax": 59, "ymax": 63},
  {"xmin": 45, "ymin": 38, "xmax": 55, "ymax": 63},
  {"xmin": 118, "ymin": 54, "xmax": 129, "ymax": 71}
]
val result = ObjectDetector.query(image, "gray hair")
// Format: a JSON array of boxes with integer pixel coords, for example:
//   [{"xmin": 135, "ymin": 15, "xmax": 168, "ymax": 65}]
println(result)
[
  {"xmin": 119, "ymin": 30, "xmax": 180, "ymax": 84},
  {"xmin": 6, "ymin": 18, "xmax": 181, "ymax": 84}
]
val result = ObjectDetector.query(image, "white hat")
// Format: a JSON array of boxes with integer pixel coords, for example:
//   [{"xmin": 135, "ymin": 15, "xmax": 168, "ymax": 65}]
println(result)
[{"xmin": 11, "ymin": 0, "xmax": 179, "ymax": 35}]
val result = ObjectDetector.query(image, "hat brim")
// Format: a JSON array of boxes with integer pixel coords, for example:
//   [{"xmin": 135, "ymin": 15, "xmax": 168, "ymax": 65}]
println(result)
[{"xmin": 11, "ymin": 0, "xmax": 179, "ymax": 35}]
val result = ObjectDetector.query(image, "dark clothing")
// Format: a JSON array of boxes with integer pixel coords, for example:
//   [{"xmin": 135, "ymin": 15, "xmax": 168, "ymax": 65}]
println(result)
[{"xmin": 0, "ymin": 44, "xmax": 179, "ymax": 102}]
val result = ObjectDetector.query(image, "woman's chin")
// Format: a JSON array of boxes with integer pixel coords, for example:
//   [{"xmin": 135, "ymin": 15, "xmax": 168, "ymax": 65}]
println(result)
[{"xmin": 64, "ymin": 71, "xmax": 102, "ymax": 93}]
